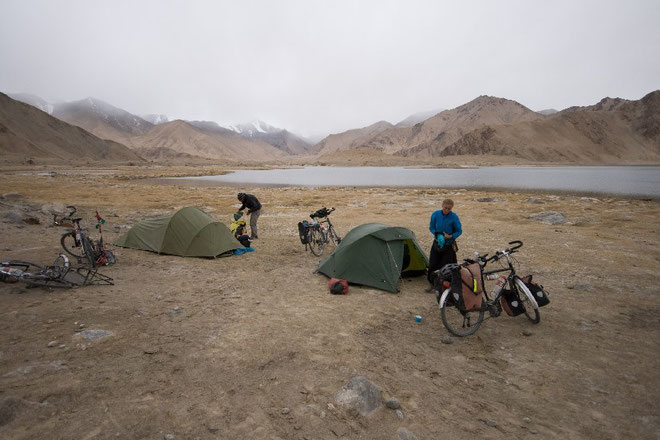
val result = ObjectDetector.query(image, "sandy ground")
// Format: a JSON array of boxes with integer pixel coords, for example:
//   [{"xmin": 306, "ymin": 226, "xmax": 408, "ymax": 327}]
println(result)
[{"xmin": 0, "ymin": 166, "xmax": 658, "ymax": 440}]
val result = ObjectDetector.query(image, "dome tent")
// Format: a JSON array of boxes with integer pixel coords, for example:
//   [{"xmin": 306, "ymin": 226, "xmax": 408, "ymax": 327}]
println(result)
[
  {"xmin": 114, "ymin": 207, "xmax": 242, "ymax": 257},
  {"xmin": 317, "ymin": 223, "xmax": 428, "ymax": 293}
]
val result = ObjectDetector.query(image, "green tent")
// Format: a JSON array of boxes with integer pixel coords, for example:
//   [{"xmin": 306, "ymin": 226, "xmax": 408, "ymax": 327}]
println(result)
[
  {"xmin": 318, "ymin": 223, "xmax": 429, "ymax": 293},
  {"xmin": 114, "ymin": 207, "xmax": 242, "ymax": 257}
]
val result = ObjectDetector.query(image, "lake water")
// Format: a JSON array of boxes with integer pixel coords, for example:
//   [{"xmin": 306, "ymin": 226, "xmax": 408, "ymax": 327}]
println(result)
[{"xmin": 175, "ymin": 166, "xmax": 660, "ymax": 198}]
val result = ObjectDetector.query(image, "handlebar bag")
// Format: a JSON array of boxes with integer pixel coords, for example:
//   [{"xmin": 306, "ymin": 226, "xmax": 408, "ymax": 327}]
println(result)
[
  {"xmin": 500, "ymin": 288, "xmax": 525, "ymax": 316},
  {"xmin": 451, "ymin": 263, "xmax": 483, "ymax": 311},
  {"xmin": 521, "ymin": 275, "xmax": 550, "ymax": 307}
]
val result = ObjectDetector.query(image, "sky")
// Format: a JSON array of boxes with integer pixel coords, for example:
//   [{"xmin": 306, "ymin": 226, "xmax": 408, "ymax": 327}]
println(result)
[{"xmin": 1, "ymin": 0, "xmax": 658, "ymax": 137}]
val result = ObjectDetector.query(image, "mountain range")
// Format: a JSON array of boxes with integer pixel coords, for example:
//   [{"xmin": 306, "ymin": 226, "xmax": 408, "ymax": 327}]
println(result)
[
  {"xmin": 0, "ymin": 92, "xmax": 142, "ymax": 164},
  {"xmin": 3, "ymin": 90, "xmax": 659, "ymax": 165}
]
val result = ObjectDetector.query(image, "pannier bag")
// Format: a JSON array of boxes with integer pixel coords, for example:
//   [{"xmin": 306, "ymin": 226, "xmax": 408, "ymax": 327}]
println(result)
[
  {"xmin": 522, "ymin": 275, "xmax": 550, "ymax": 307},
  {"xmin": 450, "ymin": 262, "xmax": 483, "ymax": 311},
  {"xmin": 298, "ymin": 221, "xmax": 310, "ymax": 244},
  {"xmin": 329, "ymin": 278, "xmax": 349, "ymax": 294},
  {"xmin": 500, "ymin": 288, "xmax": 525, "ymax": 316}
]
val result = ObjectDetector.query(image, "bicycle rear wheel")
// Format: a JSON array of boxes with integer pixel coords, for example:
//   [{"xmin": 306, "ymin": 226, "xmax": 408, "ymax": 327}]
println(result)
[
  {"xmin": 439, "ymin": 289, "xmax": 485, "ymax": 337},
  {"xmin": 61, "ymin": 232, "xmax": 84, "ymax": 258},
  {"xmin": 514, "ymin": 277, "xmax": 540, "ymax": 324},
  {"xmin": 308, "ymin": 227, "xmax": 325, "ymax": 257}
]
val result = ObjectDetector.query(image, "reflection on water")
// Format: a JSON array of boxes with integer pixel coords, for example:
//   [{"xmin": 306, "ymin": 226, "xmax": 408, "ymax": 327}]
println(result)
[{"xmin": 175, "ymin": 166, "xmax": 660, "ymax": 198}]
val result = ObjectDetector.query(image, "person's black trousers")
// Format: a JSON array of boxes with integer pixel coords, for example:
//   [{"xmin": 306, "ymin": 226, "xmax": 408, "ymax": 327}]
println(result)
[{"xmin": 427, "ymin": 241, "xmax": 457, "ymax": 285}]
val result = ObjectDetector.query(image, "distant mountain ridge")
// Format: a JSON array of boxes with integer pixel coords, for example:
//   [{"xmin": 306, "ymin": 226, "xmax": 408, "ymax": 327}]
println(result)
[
  {"xmin": 0, "ymin": 92, "xmax": 143, "ymax": 164},
  {"xmin": 6, "ymin": 90, "xmax": 658, "ymax": 164}
]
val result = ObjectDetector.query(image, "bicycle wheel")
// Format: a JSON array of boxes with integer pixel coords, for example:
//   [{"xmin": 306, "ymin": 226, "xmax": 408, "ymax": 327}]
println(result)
[
  {"xmin": 328, "ymin": 226, "xmax": 341, "ymax": 246},
  {"xmin": 439, "ymin": 289, "xmax": 485, "ymax": 337},
  {"xmin": 80, "ymin": 235, "xmax": 97, "ymax": 268},
  {"xmin": 60, "ymin": 232, "xmax": 83, "ymax": 258},
  {"xmin": 514, "ymin": 277, "xmax": 540, "ymax": 324},
  {"xmin": 308, "ymin": 227, "xmax": 326, "ymax": 257}
]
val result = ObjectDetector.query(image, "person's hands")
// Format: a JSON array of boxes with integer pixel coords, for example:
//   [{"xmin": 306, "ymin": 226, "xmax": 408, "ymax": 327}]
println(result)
[{"xmin": 443, "ymin": 232, "xmax": 452, "ymax": 239}]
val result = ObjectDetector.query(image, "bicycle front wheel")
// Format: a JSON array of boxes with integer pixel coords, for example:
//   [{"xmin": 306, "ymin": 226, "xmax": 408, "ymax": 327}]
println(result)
[
  {"xmin": 81, "ymin": 235, "xmax": 97, "ymax": 268},
  {"xmin": 439, "ymin": 289, "xmax": 485, "ymax": 337},
  {"xmin": 514, "ymin": 277, "xmax": 540, "ymax": 324},
  {"xmin": 61, "ymin": 232, "xmax": 83, "ymax": 258},
  {"xmin": 308, "ymin": 227, "xmax": 325, "ymax": 257},
  {"xmin": 328, "ymin": 226, "xmax": 341, "ymax": 246}
]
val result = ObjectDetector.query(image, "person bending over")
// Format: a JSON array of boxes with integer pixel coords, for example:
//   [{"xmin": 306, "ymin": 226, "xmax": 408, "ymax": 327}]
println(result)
[{"xmin": 236, "ymin": 192, "xmax": 262, "ymax": 239}]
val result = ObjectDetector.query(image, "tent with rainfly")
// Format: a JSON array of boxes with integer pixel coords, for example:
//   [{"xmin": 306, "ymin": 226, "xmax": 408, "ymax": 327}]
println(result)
[
  {"xmin": 114, "ymin": 206, "xmax": 242, "ymax": 257},
  {"xmin": 317, "ymin": 223, "xmax": 429, "ymax": 293}
]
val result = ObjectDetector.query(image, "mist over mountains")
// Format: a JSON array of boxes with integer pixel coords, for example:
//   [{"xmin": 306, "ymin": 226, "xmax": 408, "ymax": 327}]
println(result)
[{"xmin": 3, "ymin": 90, "xmax": 659, "ymax": 165}]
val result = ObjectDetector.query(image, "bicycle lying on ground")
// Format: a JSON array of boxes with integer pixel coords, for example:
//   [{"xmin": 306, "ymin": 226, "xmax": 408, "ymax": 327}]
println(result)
[
  {"xmin": 436, "ymin": 240, "xmax": 541, "ymax": 337},
  {"xmin": 297, "ymin": 207, "xmax": 342, "ymax": 256},
  {"xmin": 1, "ymin": 254, "xmax": 113, "ymax": 288},
  {"xmin": 54, "ymin": 206, "xmax": 114, "ymax": 268}
]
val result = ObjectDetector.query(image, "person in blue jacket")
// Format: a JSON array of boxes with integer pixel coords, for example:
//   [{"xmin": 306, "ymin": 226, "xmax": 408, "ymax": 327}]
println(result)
[{"xmin": 427, "ymin": 198, "xmax": 462, "ymax": 287}]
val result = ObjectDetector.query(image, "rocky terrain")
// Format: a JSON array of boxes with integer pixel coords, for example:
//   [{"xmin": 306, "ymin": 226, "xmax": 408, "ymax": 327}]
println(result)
[{"xmin": 0, "ymin": 165, "xmax": 658, "ymax": 439}]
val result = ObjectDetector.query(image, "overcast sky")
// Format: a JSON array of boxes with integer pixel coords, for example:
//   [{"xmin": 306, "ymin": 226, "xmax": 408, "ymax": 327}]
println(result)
[{"xmin": 1, "ymin": 0, "xmax": 658, "ymax": 137}]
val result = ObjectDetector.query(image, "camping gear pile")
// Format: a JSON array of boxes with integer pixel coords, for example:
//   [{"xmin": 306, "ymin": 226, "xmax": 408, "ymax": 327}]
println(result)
[{"xmin": 229, "ymin": 212, "xmax": 252, "ymax": 248}]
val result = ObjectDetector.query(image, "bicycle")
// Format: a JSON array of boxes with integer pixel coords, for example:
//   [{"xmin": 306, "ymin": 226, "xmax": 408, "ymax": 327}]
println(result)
[
  {"xmin": 305, "ymin": 207, "xmax": 342, "ymax": 257},
  {"xmin": 54, "ymin": 206, "xmax": 111, "ymax": 268},
  {"xmin": 1, "ymin": 254, "xmax": 114, "ymax": 288},
  {"xmin": 436, "ymin": 240, "xmax": 540, "ymax": 337}
]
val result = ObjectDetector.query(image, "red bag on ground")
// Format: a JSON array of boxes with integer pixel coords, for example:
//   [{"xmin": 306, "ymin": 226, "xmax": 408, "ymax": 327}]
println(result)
[{"xmin": 329, "ymin": 278, "xmax": 349, "ymax": 294}]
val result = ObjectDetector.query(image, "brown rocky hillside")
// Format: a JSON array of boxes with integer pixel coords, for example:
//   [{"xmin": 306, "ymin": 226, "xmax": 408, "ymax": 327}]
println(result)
[
  {"xmin": 313, "ymin": 121, "xmax": 393, "ymax": 155},
  {"xmin": 390, "ymin": 96, "xmax": 544, "ymax": 157},
  {"xmin": 0, "ymin": 92, "xmax": 144, "ymax": 164},
  {"xmin": 437, "ymin": 90, "xmax": 660, "ymax": 163},
  {"xmin": 124, "ymin": 120, "xmax": 286, "ymax": 162}
]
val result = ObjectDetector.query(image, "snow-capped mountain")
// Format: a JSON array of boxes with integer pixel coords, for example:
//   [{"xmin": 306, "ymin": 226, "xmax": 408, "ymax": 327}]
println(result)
[
  {"xmin": 227, "ymin": 120, "xmax": 313, "ymax": 154},
  {"xmin": 142, "ymin": 114, "xmax": 169, "ymax": 125},
  {"xmin": 227, "ymin": 120, "xmax": 282, "ymax": 136},
  {"xmin": 8, "ymin": 93, "xmax": 54, "ymax": 115}
]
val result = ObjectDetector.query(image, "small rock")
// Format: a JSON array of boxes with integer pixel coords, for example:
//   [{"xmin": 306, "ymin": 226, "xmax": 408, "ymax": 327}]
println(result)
[
  {"xmin": 255, "ymin": 301, "xmax": 261, "ymax": 304},
  {"xmin": 522, "ymin": 330, "xmax": 533, "ymax": 337},
  {"xmin": 483, "ymin": 419, "xmax": 497, "ymax": 427},
  {"xmin": 396, "ymin": 410, "xmax": 404, "ymax": 420},
  {"xmin": 528, "ymin": 211, "xmax": 567, "ymax": 225},
  {"xmin": 441, "ymin": 335, "xmax": 454, "ymax": 345},
  {"xmin": 22, "ymin": 216, "xmax": 40, "ymax": 225},
  {"xmin": 523, "ymin": 416, "xmax": 532, "ymax": 423},
  {"xmin": 526, "ymin": 197, "xmax": 545, "ymax": 204},
  {"xmin": 168, "ymin": 307, "xmax": 183, "ymax": 316},
  {"xmin": 1, "ymin": 193, "xmax": 23, "ymax": 200},
  {"xmin": 79, "ymin": 329, "xmax": 114, "ymax": 341},
  {"xmin": 397, "ymin": 427, "xmax": 418, "ymax": 440},
  {"xmin": 567, "ymin": 283, "xmax": 593, "ymax": 291},
  {"xmin": 335, "ymin": 376, "xmax": 382, "ymax": 416},
  {"xmin": 3, "ymin": 211, "xmax": 24, "ymax": 224},
  {"xmin": 385, "ymin": 398, "xmax": 400, "ymax": 409},
  {"xmin": 47, "ymin": 341, "xmax": 57, "ymax": 348},
  {"xmin": 281, "ymin": 407, "xmax": 290, "ymax": 415},
  {"xmin": 164, "ymin": 434, "xmax": 175, "ymax": 440},
  {"xmin": 59, "ymin": 344, "xmax": 66, "ymax": 349},
  {"xmin": 474, "ymin": 197, "xmax": 506, "ymax": 203},
  {"xmin": 10, "ymin": 287, "xmax": 27, "ymax": 295}
]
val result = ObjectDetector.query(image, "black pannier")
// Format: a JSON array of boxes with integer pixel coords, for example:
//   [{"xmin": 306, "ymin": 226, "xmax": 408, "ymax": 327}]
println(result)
[
  {"xmin": 298, "ymin": 221, "xmax": 310, "ymax": 244},
  {"xmin": 500, "ymin": 288, "xmax": 525, "ymax": 316},
  {"xmin": 522, "ymin": 275, "xmax": 550, "ymax": 307}
]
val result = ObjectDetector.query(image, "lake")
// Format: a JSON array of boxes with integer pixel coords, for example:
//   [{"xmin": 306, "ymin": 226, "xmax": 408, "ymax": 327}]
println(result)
[{"xmin": 173, "ymin": 166, "xmax": 660, "ymax": 198}]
